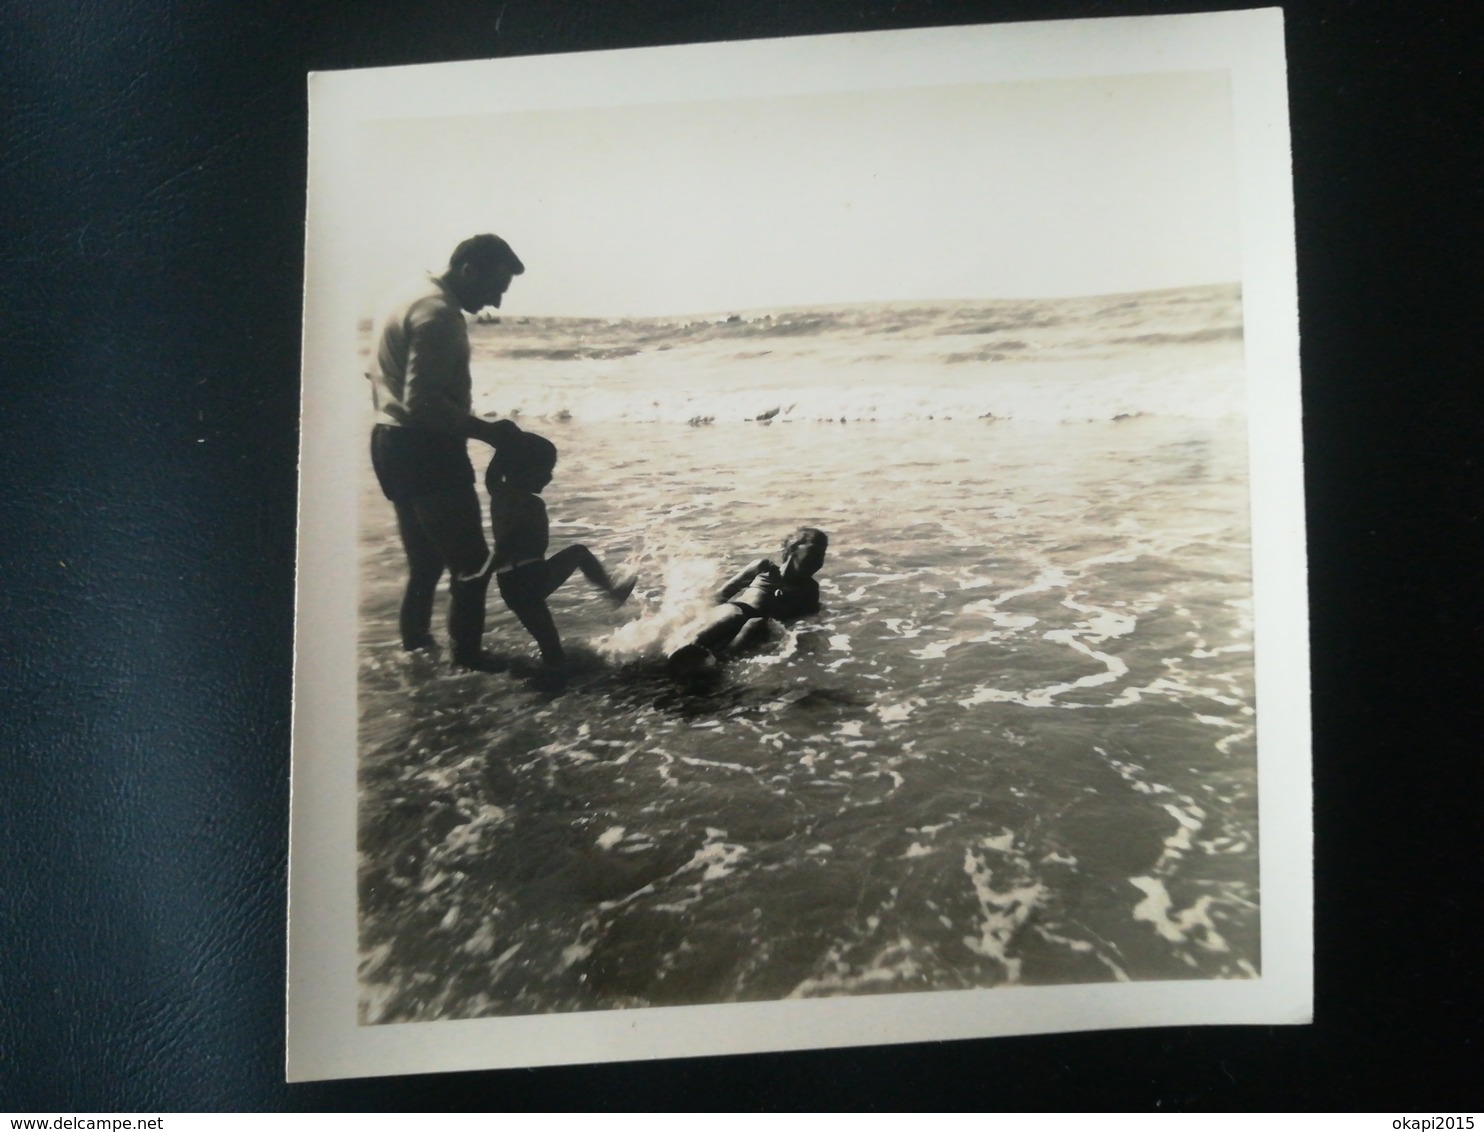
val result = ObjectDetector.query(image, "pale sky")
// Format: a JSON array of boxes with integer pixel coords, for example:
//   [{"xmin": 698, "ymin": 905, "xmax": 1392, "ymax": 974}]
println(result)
[{"xmin": 351, "ymin": 71, "xmax": 1238, "ymax": 318}]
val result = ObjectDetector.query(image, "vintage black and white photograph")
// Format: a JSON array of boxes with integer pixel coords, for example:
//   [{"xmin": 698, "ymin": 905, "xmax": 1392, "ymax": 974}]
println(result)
[{"xmin": 289, "ymin": 11, "xmax": 1309, "ymax": 1080}]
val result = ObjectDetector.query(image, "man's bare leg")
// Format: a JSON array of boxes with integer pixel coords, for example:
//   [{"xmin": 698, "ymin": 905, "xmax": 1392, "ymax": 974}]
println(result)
[
  {"xmin": 392, "ymin": 501, "xmax": 445, "ymax": 651},
  {"xmin": 406, "ymin": 486, "xmax": 502, "ymax": 671}
]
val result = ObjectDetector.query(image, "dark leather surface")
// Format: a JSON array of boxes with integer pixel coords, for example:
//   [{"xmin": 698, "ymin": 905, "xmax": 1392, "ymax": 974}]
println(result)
[{"xmin": 2, "ymin": 0, "xmax": 1480, "ymax": 1111}]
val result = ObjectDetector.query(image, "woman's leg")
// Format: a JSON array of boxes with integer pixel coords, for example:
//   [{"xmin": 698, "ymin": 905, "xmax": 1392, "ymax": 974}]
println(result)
[
  {"xmin": 691, "ymin": 603, "xmax": 755, "ymax": 652},
  {"xmin": 725, "ymin": 615, "xmax": 775, "ymax": 656},
  {"xmin": 666, "ymin": 604, "xmax": 752, "ymax": 676}
]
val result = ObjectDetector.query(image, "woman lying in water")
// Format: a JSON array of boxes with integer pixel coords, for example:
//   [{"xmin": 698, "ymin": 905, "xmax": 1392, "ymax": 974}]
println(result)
[{"xmin": 667, "ymin": 527, "xmax": 829, "ymax": 676}]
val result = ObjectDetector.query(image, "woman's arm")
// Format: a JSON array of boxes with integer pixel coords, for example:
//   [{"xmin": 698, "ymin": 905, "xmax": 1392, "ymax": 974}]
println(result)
[{"xmin": 717, "ymin": 558, "xmax": 772, "ymax": 603}]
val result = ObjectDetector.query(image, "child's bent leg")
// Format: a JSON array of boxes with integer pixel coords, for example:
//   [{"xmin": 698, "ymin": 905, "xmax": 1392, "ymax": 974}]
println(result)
[{"xmin": 540, "ymin": 545, "xmax": 633, "ymax": 604}]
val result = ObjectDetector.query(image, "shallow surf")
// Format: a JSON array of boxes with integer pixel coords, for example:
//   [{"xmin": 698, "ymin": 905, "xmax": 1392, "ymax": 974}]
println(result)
[{"xmin": 355, "ymin": 287, "xmax": 1257, "ymax": 1022}]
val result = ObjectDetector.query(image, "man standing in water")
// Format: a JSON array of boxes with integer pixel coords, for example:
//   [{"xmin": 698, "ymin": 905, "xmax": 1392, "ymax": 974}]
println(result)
[{"xmin": 368, "ymin": 234, "xmax": 525, "ymax": 671}]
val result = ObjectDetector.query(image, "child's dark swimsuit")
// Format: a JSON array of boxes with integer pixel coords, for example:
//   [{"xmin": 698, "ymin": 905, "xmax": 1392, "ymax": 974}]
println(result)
[{"xmin": 487, "ymin": 481, "xmax": 548, "ymax": 575}]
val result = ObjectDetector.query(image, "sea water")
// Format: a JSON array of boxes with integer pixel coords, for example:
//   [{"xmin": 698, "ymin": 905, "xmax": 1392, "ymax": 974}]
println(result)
[{"xmin": 355, "ymin": 284, "xmax": 1258, "ymax": 1022}]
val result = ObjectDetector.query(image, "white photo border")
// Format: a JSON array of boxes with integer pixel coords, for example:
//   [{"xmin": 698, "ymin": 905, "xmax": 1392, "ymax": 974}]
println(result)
[{"xmin": 288, "ymin": 9, "xmax": 1309, "ymax": 1083}]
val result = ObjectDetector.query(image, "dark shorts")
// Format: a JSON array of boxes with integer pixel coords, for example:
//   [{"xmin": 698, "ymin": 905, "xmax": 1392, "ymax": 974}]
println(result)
[
  {"xmin": 370, "ymin": 424, "xmax": 474, "ymax": 504},
  {"xmin": 495, "ymin": 561, "xmax": 546, "ymax": 606}
]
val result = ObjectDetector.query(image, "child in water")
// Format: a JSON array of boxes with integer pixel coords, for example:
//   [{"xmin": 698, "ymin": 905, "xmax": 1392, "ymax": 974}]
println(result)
[
  {"xmin": 667, "ymin": 527, "xmax": 829, "ymax": 676},
  {"xmin": 485, "ymin": 432, "xmax": 635, "ymax": 676}
]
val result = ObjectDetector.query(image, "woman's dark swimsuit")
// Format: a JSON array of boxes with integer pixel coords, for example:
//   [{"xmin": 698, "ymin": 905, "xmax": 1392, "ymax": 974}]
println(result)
[
  {"xmin": 728, "ymin": 566, "xmax": 819, "ymax": 620},
  {"xmin": 669, "ymin": 564, "xmax": 820, "ymax": 676}
]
